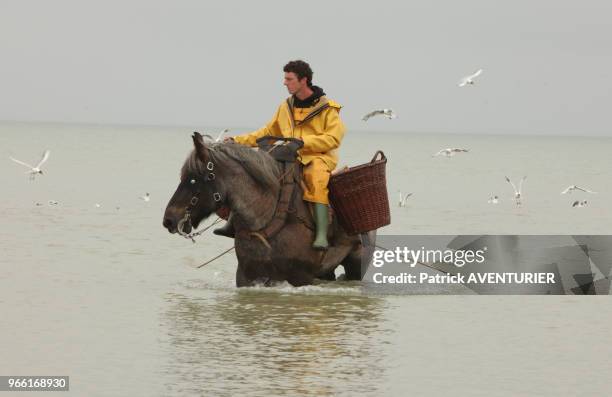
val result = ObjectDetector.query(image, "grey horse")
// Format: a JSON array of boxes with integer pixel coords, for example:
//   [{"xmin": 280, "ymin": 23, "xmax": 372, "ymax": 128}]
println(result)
[{"xmin": 163, "ymin": 132, "xmax": 373, "ymax": 287}]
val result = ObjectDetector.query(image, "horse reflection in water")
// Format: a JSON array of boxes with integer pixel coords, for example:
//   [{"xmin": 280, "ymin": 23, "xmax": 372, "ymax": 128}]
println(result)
[
  {"xmin": 163, "ymin": 132, "xmax": 373, "ymax": 287},
  {"xmin": 163, "ymin": 290, "xmax": 388, "ymax": 396}
]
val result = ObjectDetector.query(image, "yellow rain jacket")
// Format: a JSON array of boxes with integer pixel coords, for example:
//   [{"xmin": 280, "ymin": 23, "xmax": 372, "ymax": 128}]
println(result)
[
  {"xmin": 234, "ymin": 95, "xmax": 345, "ymax": 204},
  {"xmin": 233, "ymin": 96, "xmax": 346, "ymax": 170}
]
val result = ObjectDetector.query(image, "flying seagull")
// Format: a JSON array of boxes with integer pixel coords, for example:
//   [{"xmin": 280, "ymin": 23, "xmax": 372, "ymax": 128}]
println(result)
[
  {"xmin": 9, "ymin": 150, "xmax": 50, "ymax": 180},
  {"xmin": 398, "ymin": 191, "xmax": 413, "ymax": 207},
  {"xmin": 362, "ymin": 109, "xmax": 397, "ymax": 121},
  {"xmin": 505, "ymin": 176, "xmax": 526, "ymax": 206},
  {"xmin": 433, "ymin": 148, "xmax": 469, "ymax": 157},
  {"xmin": 487, "ymin": 195, "xmax": 499, "ymax": 204},
  {"xmin": 561, "ymin": 185, "xmax": 597, "ymax": 194},
  {"xmin": 458, "ymin": 69, "xmax": 483, "ymax": 87},
  {"xmin": 140, "ymin": 192, "xmax": 151, "ymax": 202},
  {"xmin": 572, "ymin": 200, "xmax": 588, "ymax": 208}
]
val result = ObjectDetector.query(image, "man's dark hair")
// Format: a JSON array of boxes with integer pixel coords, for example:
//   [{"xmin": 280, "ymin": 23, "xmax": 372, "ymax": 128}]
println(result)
[{"xmin": 283, "ymin": 60, "xmax": 313, "ymax": 86}]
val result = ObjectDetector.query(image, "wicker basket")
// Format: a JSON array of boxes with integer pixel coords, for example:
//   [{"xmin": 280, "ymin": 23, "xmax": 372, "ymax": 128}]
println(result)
[{"xmin": 329, "ymin": 151, "xmax": 391, "ymax": 235}]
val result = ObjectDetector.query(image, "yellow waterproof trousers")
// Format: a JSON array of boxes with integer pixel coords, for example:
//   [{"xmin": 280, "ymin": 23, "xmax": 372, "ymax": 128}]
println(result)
[{"xmin": 302, "ymin": 158, "xmax": 332, "ymax": 204}]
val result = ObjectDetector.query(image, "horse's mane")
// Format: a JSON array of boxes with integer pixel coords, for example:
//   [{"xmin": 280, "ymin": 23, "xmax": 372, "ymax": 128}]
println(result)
[{"xmin": 181, "ymin": 142, "xmax": 281, "ymax": 190}]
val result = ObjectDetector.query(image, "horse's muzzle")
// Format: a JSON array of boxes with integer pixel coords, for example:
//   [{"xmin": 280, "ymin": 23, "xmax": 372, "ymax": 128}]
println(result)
[
  {"xmin": 163, "ymin": 216, "xmax": 178, "ymax": 233},
  {"xmin": 163, "ymin": 212, "xmax": 193, "ymax": 235}
]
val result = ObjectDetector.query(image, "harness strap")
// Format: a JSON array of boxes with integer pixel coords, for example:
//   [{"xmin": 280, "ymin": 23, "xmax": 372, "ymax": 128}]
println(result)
[
  {"xmin": 293, "ymin": 172, "xmax": 315, "ymax": 231},
  {"xmin": 258, "ymin": 162, "xmax": 298, "ymax": 239}
]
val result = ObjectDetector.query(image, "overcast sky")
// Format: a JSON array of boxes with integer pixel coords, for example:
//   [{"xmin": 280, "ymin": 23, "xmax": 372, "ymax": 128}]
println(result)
[{"xmin": 1, "ymin": 0, "xmax": 611, "ymax": 135}]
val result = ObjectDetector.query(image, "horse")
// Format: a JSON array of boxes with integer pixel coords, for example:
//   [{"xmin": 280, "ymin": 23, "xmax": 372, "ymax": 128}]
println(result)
[{"xmin": 163, "ymin": 132, "xmax": 373, "ymax": 287}]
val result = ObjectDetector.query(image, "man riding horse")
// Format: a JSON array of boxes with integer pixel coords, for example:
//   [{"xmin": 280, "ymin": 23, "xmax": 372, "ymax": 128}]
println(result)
[{"xmin": 216, "ymin": 60, "xmax": 345, "ymax": 250}]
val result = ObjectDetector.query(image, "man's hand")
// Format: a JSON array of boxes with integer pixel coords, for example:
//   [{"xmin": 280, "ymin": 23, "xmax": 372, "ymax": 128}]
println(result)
[
  {"xmin": 285, "ymin": 139, "xmax": 303, "ymax": 152},
  {"xmin": 223, "ymin": 137, "xmax": 235, "ymax": 143}
]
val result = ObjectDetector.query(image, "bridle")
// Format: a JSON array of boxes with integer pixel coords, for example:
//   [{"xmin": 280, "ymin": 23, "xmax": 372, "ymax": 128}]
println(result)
[{"xmin": 177, "ymin": 160, "xmax": 224, "ymax": 242}]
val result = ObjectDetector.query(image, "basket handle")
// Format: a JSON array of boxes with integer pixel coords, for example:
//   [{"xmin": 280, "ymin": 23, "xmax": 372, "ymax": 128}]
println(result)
[{"xmin": 370, "ymin": 150, "xmax": 386, "ymax": 163}]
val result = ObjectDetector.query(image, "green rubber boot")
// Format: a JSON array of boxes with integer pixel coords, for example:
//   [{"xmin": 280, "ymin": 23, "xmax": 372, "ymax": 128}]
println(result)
[{"xmin": 312, "ymin": 203, "xmax": 329, "ymax": 250}]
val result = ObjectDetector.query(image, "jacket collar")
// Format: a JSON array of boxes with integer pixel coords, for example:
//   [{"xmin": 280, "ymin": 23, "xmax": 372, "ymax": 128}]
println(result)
[{"xmin": 286, "ymin": 95, "xmax": 330, "ymax": 128}]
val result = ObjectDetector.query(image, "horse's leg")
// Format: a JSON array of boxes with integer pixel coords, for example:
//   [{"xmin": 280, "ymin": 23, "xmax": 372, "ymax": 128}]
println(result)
[
  {"xmin": 341, "ymin": 250, "xmax": 362, "ymax": 280},
  {"xmin": 286, "ymin": 269, "xmax": 315, "ymax": 287},
  {"xmin": 318, "ymin": 268, "xmax": 337, "ymax": 281},
  {"xmin": 235, "ymin": 263, "xmax": 252, "ymax": 287},
  {"xmin": 342, "ymin": 230, "xmax": 377, "ymax": 280}
]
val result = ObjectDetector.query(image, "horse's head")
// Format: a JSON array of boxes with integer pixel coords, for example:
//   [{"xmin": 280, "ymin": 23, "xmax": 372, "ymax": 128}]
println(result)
[{"xmin": 163, "ymin": 132, "xmax": 226, "ymax": 234}]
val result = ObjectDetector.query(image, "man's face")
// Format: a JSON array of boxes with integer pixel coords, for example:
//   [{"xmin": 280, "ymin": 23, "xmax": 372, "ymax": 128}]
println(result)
[{"xmin": 284, "ymin": 72, "xmax": 307, "ymax": 95}]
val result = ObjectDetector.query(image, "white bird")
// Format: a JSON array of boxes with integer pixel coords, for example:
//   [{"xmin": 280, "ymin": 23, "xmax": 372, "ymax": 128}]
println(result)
[
  {"xmin": 140, "ymin": 192, "xmax": 150, "ymax": 202},
  {"xmin": 572, "ymin": 200, "xmax": 588, "ymax": 208},
  {"xmin": 215, "ymin": 128, "xmax": 230, "ymax": 142},
  {"xmin": 487, "ymin": 195, "xmax": 499, "ymax": 204},
  {"xmin": 433, "ymin": 148, "xmax": 469, "ymax": 157},
  {"xmin": 398, "ymin": 191, "xmax": 413, "ymax": 207},
  {"xmin": 505, "ymin": 176, "xmax": 526, "ymax": 206},
  {"xmin": 9, "ymin": 150, "xmax": 51, "ymax": 180},
  {"xmin": 458, "ymin": 69, "xmax": 483, "ymax": 87},
  {"xmin": 362, "ymin": 109, "xmax": 397, "ymax": 121},
  {"xmin": 561, "ymin": 185, "xmax": 597, "ymax": 195},
  {"xmin": 94, "ymin": 203, "xmax": 101, "ymax": 208},
  {"xmin": 48, "ymin": 200, "xmax": 59, "ymax": 206}
]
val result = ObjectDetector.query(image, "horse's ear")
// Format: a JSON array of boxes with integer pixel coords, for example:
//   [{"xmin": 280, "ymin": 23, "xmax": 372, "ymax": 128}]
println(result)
[{"xmin": 192, "ymin": 131, "xmax": 209, "ymax": 162}]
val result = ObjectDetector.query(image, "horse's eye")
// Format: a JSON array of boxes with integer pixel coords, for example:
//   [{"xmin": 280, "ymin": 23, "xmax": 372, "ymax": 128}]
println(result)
[{"xmin": 190, "ymin": 179, "xmax": 196, "ymax": 185}]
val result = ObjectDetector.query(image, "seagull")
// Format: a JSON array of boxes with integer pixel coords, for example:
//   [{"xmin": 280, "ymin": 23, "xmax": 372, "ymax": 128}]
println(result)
[
  {"xmin": 215, "ymin": 128, "xmax": 230, "ymax": 142},
  {"xmin": 487, "ymin": 195, "xmax": 499, "ymax": 204},
  {"xmin": 561, "ymin": 185, "xmax": 597, "ymax": 194},
  {"xmin": 433, "ymin": 148, "xmax": 469, "ymax": 157},
  {"xmin": 505, "ymin": 176, "xmax": 526, "ymax": 206},
  {"xmin": 9, "ymin": 150, "xmax": 50, "ymax": 180},
  {"xmin": 398, "ymin": 191, "xmax": 413, "ymax": 207},
  {"xmin": 572, "ymin": 200, "xmax": 588, "ymax": 208},
  {"xmin": 140, "ymin": 192, "xmax": 150, "ymax": 202},
  {"xmin": 94, "ymin": 203, "xmax": 101, "ymax": 208},
  {"xmin": 48, "ymin": 200, "xmax": 59, "ymax": 206},
  {"xmin": 458, "ymin": 69, "xmax": 483, "ymax": 87},
  {"xmin": 362, "ymin": 109, "xmax": 397, "ymax": 121}
]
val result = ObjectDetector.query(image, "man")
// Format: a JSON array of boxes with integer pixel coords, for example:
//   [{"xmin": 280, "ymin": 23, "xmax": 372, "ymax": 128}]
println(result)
[{"xmin": 216, "ymin": 60, "xmax": 346, "ymax": 250}]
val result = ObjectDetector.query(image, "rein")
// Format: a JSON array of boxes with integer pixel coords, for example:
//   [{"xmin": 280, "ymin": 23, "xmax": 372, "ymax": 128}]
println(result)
[{"xmin": 178, "ymin": 216, "xmax": 223, "ymax": 243}]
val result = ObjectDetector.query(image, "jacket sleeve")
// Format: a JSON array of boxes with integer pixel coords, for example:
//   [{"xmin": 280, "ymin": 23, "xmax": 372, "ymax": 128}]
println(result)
[
  {"xmin": 233, "ymin": 105, "xmax": 283, "ymax": 147},
  {"xmin": 301, "ymin": 107, "xmax": 346, "ymax": 152}
]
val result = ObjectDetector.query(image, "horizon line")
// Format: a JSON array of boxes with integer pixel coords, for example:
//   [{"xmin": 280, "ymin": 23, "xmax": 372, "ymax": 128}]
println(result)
[{"xmin": 1, "ymin": 118, "xmax": 610, "ymax": 139}]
